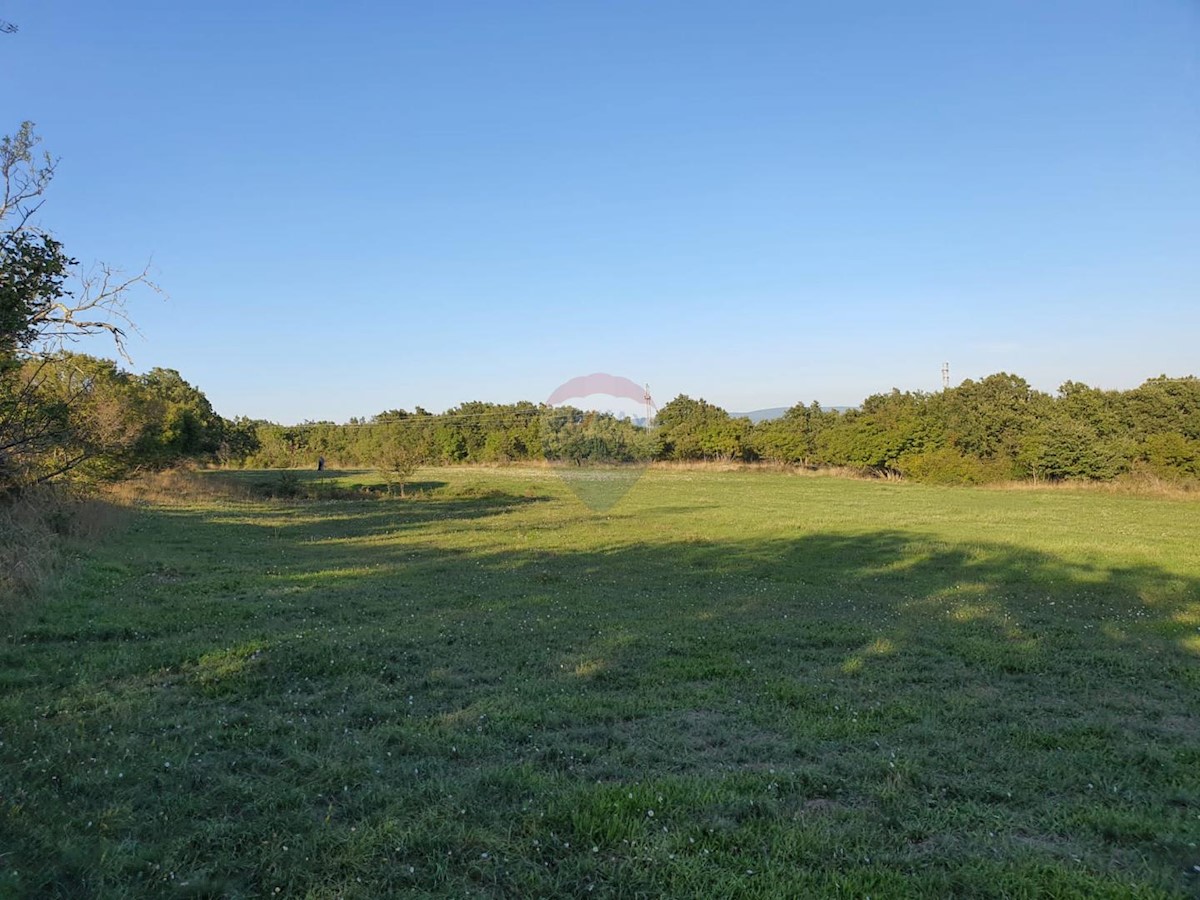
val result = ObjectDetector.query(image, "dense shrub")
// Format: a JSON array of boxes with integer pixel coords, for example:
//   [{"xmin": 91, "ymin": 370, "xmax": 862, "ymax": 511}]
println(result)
[{"xmin": 896, "ymin": 447, "xmax": 997, "ymax": 485}]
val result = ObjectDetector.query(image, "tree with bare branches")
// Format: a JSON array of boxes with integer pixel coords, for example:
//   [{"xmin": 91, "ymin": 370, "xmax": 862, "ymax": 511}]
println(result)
[
  {"xmin": 2, "ymin": 123, "xmax": 160, "ymax": 364},
  {"xmin": 1, "ymin": 122, "xmax": 162, "ymax": 491}
]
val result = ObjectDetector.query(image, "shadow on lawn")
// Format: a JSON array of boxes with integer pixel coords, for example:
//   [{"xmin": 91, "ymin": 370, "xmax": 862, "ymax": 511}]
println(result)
[
  {"xmin": 80, "ymin": 493, "xmax": 1200, "ymax": 682},
  {"xmin": 156, "ymin": 482, "xmax": 554, "ymax": 542},
  {"xmin": 317, "ymin": 520, "xmax": 1188, "ymax": 629},
  {"xmin": 9, "ymin": 492, "xmax": 1200, "ymax": 896}
]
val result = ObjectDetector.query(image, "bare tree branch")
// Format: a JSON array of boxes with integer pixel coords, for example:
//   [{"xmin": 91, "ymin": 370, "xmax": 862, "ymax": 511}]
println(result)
[
  {"xmin": 1, "ymin": 122, "xmax": 168, "ymax": 491},
  {"xmin": 0, "ymin": 123, "xmax": 57, "ymax": 229},
  {"xmin": 27, "ymin": 258, "xmax": 164, "ymax": 362}
]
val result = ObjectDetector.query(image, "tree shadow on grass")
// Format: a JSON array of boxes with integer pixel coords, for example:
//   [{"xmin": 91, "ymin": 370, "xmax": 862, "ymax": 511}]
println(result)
[
  {"xmin": 344, "ymin": 480, "xmax": 448, "ymax": 495},
  {"xmin": 139, "ymin": 484, "xmax": 554, "ymax": 546},
  {"xmin": 6, "ymin": 503, "xmax": 1200, "ymax": 896},
  {"xmin": 200, "ymin": 467, "xmax": 377, "ymax": 485}
]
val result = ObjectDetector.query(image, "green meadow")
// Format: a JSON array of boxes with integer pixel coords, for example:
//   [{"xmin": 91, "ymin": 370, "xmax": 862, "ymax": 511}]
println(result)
[{"xmin": 2, "ymin": 467, "xmax": 1198, "ymax": 898}]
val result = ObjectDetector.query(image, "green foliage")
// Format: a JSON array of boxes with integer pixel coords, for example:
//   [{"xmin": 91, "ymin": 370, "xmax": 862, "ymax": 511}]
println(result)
[
  {"xmin": 540, "ymin": 407, "xmax": 655, "ymax": 465},
  {"xmin": 225, "ymin": 372, "xmax": 1200, "ymax": 488},
  {"xmin": 1138, "ymin": 431, "xmax": 1200, "ymax": 480},
  {"xmin": 1056, "ymin": 381, "xmax": 1125, "ymax": 438},
  {"xmin": 750, "ymin": 401, "xmax": 829, "ymax": 464},
  {"xmin": 377, "ymin": 435, "xmax": 426, "ymax": 496},
  {"xmin": 1018, "ymin": 417, "xmax": 1129, "ymax": 482},
  {"xmin": 0, "ymin": 231, "xmax": 75, "ymax": 367},
  {"xmin": 933, "ymin": 373, "xmax": 1044, "ymax": 472},
  {"xmin": 1, "ymin": 353, "xmax": 231, "ymax": 492},
  {"xmin": 215, "ymin": 415, "xmax": 260, "ymax": 464},
  {"xmin": 773, "ymin": 374, "xmax": 1196, "ymax": 484},
  {"xmin": 240, "ymin": 401, "xmax": 657, "ymax": 471},
  {"xmin": 814, "ymin": 391, "xmax": 938, "ymax": 473},
  {"xmin": 140, "ymin": 367, "xmax": 223, "ymax": 461},
  {"xmin": 655, "ymin": 395, "xmax": 753, "ymax": 461},
  {"xmin": 896, "ymin": 446, "xmax": 996, "ymax": 484},
  {"xmin": 1125, "ymin": 376, "xmax": 1200, "ymax": 440}
]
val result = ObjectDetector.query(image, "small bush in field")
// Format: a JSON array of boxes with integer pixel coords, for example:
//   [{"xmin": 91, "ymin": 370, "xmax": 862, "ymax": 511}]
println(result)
[
  {"xmin": 247, "ymin": 472, "xmax": 303, "ymax": 499},
  {"xmin": 378, "ymin": 442, "xmax": 423, "ymax": 496}
]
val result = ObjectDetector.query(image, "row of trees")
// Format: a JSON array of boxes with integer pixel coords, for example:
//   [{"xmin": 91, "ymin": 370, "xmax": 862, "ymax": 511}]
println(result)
[
  {"xmin": 741, "ymin": 373, "xmax": 1199, "ymax": 482},
  {"xmin": 3, "ymin": 118, "xmax": 1194, "ymax": 492},
  {"xmin": 234, "ymin": 371, "xmax": 1199, "ymax": 485},
  {"xmin": 242, "ymin": 403, "xmax": 657, "ymax": 470}
]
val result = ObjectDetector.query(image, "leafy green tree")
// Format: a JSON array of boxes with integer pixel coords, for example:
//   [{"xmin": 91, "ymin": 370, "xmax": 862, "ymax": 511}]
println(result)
[
  {"xmin": 377, "ymin": 436, "xmax": 425, "ymax": 496},
  {"xmin": 750, "ymin": 401, "xmax": 829, "ymax": 464},
  {"xmin": 3, "ymin": 353, "xmax": 159, "ymax": 486},
  {"xmin": 811, "ymin": 391, "xmax": 934, "ymax": 474},
  {"xmin": 1137, "ymin": 431, "xmax": 1200, "ymax": 480},
  {"xmin": 895, "ymin": 446, "xmax": 992, "ymax": 484},
  {"xmin": 139, "ymin": 368, "xmax": 222, "ymax": 461},
  {"xmin": 219, "ymin": 371, "xmax": 1200, "ymax": 489},
  {"xmin": 1123, "ymin": 376, "xmax": 1200, "ymax": 441},
  {"xmin": 216, "ymin": 416, "xmax": 261, "ymax": 465},
  {"xmin": 1017, "ymin": 415, "xmax": 1127, "ymax": 481},
  {"xmin": 814, "ymin": 412, "xmax": 892, "ymax": 470},
  {"xmin": 0, "ymin": 231, "xmax": 74, "ymax": 369},
  {"xmin": 1056, "ymin": 381, "xmax": 1124, "ymax": 439},
  {"xmin": 541, "ymin": 408, "xmax": 653, "ymax": 464},
  {"xmin": 655, "ymin": 395, "xmax": 752, "ymax": 461},
  {"xmin": 934, "ymin": 374, "xmax": 1048, "ymax": 476},
  {"xmin": 1, "ymin": 123, "xmax": 160, "ymax": 492}
]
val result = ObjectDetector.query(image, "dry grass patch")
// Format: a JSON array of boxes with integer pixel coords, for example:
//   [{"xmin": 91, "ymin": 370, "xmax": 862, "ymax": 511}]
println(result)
[{"xmin": 0, "ymin": 486, "xmax": 123, "ymax": 615}]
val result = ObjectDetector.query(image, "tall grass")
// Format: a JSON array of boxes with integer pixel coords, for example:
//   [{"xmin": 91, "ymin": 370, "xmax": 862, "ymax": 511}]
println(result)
[
  {"xmin": 0, "ymin": 486, "xmax": 122, "ymax": 616},
  {"xmin": 104, "ymin": 466, "xmax": 252, "ymax": 505},
  {"xmin": 987, "ymin": 470, "xmax": 1200, "ymax": 499}
]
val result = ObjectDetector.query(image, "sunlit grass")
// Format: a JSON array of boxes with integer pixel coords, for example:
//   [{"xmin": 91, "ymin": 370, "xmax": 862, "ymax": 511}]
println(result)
[{"xmin": 1, "ymin": 467, "xmax": 1198, "ymax": 897}]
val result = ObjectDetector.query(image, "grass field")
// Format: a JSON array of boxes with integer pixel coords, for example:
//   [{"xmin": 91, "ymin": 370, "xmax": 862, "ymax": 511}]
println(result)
[{"xmin": 2, "ymin": 467, "xmax": 1198, "ymax": 898}]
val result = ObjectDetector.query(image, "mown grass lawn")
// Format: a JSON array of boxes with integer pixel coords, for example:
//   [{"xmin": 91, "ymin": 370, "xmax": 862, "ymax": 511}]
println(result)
[{"xmin": 2, "ymin": 467, "xmax": 1198, "ymax": 898}]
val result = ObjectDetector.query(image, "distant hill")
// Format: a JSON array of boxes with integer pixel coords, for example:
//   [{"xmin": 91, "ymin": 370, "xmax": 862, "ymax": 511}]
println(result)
[{"xmin": 731, "ymin": 407, "xmax": 789, "ymax": 423}]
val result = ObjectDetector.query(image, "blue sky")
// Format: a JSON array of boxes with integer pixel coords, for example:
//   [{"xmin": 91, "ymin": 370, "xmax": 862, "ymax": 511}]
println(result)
[{"xmin": 2, "ymin": 1, "xmax": 1197, "ymax": 422}]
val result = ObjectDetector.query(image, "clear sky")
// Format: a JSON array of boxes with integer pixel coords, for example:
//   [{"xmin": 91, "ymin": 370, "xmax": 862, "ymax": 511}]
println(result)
[{"xmin": 2, "ymin": 1, "xmax": 1197, "ymax": 422}]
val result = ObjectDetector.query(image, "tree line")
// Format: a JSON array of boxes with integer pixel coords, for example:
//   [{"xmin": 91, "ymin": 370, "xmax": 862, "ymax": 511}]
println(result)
[
  {"xmin": 4, "ymin": 122, "xmax": 1197, "ymax": 494},
  {"xmin": 236, "ymin": 371, "xmax": 1199, "ymax": 485},
  {"xmin": 7, "ymin": 346, "xmax": 1197, "ymax": 495}
]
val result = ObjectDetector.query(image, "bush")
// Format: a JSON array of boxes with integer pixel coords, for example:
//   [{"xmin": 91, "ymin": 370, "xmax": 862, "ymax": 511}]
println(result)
[
  {"xmin": 1138, "ymin": 432, "xmax": 1200, "ymax": 480},
  {"xmin": 248, "ymin": 472, "xmax": 303, "ymax": 499},
  {"xmin": 896, "ymin": 447, "xmax": 998, "ymax": 485},
  {"xmin": 1018, "ymin": 420, "xmax": 1129, "ymax": 481}
]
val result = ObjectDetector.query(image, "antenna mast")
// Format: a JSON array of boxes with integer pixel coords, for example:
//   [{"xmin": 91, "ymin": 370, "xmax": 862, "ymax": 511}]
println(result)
[{"xmin": 941, "ymin": 362, "xmax": 950, "ymax": 390}]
